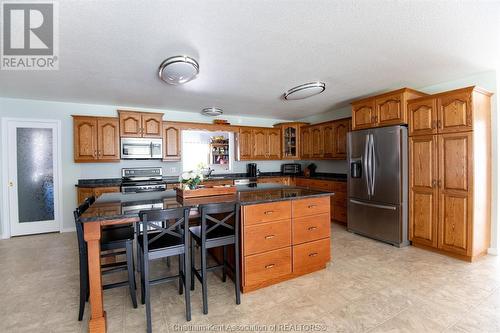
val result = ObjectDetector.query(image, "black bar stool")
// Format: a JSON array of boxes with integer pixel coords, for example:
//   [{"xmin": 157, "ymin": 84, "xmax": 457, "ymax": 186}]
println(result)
[
  {"xmin": 138, "ymin": 207, "xmax": 191, "ymax": 333},
  {"xmin": 189, "ymin": 202, "xmax": 241, "ymax": 314},
  {"xmin": 74, "ymin": 197, "xmax": 137, "ymax": 322}
]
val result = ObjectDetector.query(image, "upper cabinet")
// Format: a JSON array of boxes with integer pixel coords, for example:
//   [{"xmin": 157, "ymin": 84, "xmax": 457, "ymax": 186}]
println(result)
[
  {"xmin": 300, "ymin": 118, "xmax": 351, "ymax": 160},
  {"xmin": 73, "ymin": 116, "xmax": 120, "ymax": 162},
  {"xmin": 235, "ymin": 127, "xmax": 282, "ymax": 161},
  {"xmin": 273, "ymin": 122, "xmax": 308, "ymax": 160},
  {"xmin": 409, "ymin": 86, "xmax": 488, "ymax": 136},
  {"xmin": 163, "ymin": 122, "xmax": 182, "ymax": 160},
  {"xmin": 118, "ymin": 110, "xmax": 163, "ymax": 138},
  {"xmin": 332, "ymin": 118, "xmax": 351, "ymax": 159},
  {"xmin": 236, "ymin": 127, "xmax": 253, "ymax": 160},
  {"xmin": 351, "ymin": 88, "xmax": 427, "ymax": 130}
]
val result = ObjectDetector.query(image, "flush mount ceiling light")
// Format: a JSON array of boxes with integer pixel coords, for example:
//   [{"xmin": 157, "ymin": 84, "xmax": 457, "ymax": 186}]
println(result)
[
  {"xmin": 283, "ymin": 82, "xmax": 326, "ymax": 100},
  {"xmin": 158, "ymin": 55, "xmax": 199, "ymax": 85},
  {"xmin": 201, "ymin": 107, "xmax": 223, "ymax": 117}
]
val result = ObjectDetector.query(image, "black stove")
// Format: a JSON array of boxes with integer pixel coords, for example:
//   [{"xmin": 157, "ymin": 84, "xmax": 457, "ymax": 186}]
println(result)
[{"xmin": 121, "ymin": 167, "xmax": 166, "ymax": 194}]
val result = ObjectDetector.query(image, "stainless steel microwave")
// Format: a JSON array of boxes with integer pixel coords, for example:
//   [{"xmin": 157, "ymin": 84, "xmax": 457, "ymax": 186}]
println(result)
[{"xmin": 120, "ymin": 138, "xmax": 163, "ymax": 159}]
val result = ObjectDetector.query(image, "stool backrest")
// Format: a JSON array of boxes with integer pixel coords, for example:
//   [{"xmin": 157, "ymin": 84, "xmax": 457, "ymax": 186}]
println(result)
[
  {"xmin": 139, "ymin": 207, "xmax": 190, "ymax": 252},
  {"xmin": 200, "ymin": 202, "xmax": 239, "ymax": 241},
  {"xmin": 74, "ymin": 196, "xmax": 95, "ymax": 255}
]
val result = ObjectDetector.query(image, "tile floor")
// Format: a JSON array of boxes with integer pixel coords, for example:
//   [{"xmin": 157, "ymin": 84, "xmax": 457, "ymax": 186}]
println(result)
[{"xmin": 1, "ymin": 223, "xmax": 499, "ymax": 333}]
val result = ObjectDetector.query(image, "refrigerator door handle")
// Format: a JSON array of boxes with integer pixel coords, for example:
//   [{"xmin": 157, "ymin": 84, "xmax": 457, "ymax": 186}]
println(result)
[
  {"xmin": 349, "ymin": 199, "xmax": 397, "ymax": 210},
  {"xmin": 370, "ymin": 134, "xmax": 376, "ymax": 196},
  {"xmin": 364, "ymin": 134, "xmax": 371, "ymax": 197}
]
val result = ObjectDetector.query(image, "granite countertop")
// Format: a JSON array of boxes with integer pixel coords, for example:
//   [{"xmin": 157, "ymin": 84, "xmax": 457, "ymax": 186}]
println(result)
[
  {"xmin": 80, "ymin": 184, "xmax": 334, "ymax": 223},
  {"xmin": 76, "ymin": 172, "xmax": 347, "ymax": 188}
]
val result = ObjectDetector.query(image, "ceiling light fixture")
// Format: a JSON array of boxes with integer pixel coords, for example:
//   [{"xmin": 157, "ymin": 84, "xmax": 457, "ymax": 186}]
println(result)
[
  {"xmin": 201, "ymin": 107, "xmax": 223, "ymax": 117},
  {"xmin": 283, "ymin": 82, "xmax": 326, "ymax": 100},
  {"xmin": 158, "ymin": 55, "xmax": 199, "ymax": 85}
]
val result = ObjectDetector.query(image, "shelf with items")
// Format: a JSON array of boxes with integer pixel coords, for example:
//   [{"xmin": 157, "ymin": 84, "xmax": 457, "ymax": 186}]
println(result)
[{"xmin": 210, "ymin": 136, "xmax": 230, "ymax": 165}]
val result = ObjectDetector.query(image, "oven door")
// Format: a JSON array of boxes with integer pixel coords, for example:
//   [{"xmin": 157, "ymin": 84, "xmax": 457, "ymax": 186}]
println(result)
[{"xmin": 121, "ymin": 138, "xmax": 163, "ymax": 159}]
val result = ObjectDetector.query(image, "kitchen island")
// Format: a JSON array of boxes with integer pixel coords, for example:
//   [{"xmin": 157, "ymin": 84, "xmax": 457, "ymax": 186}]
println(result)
[{"xmin": 80, "ymin": 184, "xmax": 334, "ymax": 333}]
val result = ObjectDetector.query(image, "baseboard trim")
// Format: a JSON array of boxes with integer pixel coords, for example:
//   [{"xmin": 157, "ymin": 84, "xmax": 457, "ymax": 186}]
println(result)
[
  {"xmin": 488, "ymin": 248, "xmax": 498, "ymax": 255},
  {"xmin": 61, "ymin": 227, "xmax": 76, "ymax": 233}
]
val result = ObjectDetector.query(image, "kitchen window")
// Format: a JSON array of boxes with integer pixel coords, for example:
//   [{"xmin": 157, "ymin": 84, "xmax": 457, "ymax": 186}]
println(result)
[{"xmin": 181, "ymin": 130, "xmax": 233, "ymax": 173}]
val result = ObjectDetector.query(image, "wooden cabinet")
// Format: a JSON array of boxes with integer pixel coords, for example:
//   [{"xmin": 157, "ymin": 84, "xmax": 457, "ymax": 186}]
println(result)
[
  {"xmin": 322, "ymin": 123, "xmax": 334, "ymax": 158},
  {"xmin": 241, "ymin": 197, "xmax": 331, "ymax": 292},
  {"xmin": 437, "ymin": 91, "xmax": 472, "ymax": 133},
  {"xmin": 311, "ymin": 127, "xmax": 324, "ymax": 158},
  {"xmin": 294, "ymin": 178, "xmax": 347, "ymax": 223},
  {"xmin": 409, "ymin": 135, "xmax": 438, "ymax": 248},
  {"xmin": 351, "ymin": 88, "xmax": 427, "ymax": 130},
  {"xmin": 236, "ymin": 127, "xmax": 281, "ymax": 161},
  {"xmin": 162, "ymin": 122, "xmax": 181, "ymax": 160},
  {"xmin": 77, "ymin": 186, "xmax": 120, "ymax": 205},
  {"xmin": 73, "ymin": 116, "xmax": 120, "ymax": 162},
  {"xmin": 300, "ymin": 127, "xmax": 312, "ymax": 159},
  {"xmin": 437, "ymin": 132, "xmax": 472, "ymax": 256},
  {"xmin": 408, "ymin": 86, "xmax": 492, "ymax": 261},
  {"xmin": 273, "ymin": 122, "xmax": 308, "ymax": 160},
  {"xmin": 118, "ymin": 110, "xmax": 163, "ymax": 138},
  {"xmin": 332, "ymin": 118, "xmax": 350, "ymax": 159},
  {"xmin": 299, "ymin": 118, "xmax": 351, "ymax": 160},
  {"xmin": 257, "ymin": 177, "xmax": 289, "ymax": 185},
  {"xmin": 236, "ymin": 128, "xmax": 253, "ymax": 160},
  {"xmin": 268, "ymin": 128, "xmax": 281, "ymax": 159},
  {"xmin": 352, "ymin": 101, "xmax": 375, "ymax": 130},
  {"xmin": 408, "ymin": 98, "xmax": 437, "ymax": 136}
]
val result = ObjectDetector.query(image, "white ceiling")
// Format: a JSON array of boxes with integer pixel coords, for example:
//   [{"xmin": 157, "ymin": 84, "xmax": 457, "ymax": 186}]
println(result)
[{"xmin": 1, "ymin": 0, "xmax": 499, "ymax": 120}]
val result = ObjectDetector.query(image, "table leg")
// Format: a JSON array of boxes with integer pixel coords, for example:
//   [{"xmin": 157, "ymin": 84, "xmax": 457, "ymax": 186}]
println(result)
[{"xmin": 84, "ymin": 222, "xmax": 107, "ymax": 333}]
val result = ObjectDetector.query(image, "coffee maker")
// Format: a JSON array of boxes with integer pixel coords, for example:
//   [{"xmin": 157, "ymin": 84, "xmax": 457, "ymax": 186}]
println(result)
[{"xmin": 246, "ymin": 163, "xmax": 257, "ymax": 178}]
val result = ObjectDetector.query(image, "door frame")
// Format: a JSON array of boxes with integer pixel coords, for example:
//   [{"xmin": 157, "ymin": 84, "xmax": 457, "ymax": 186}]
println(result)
[{"xmin": 1, "ymin": 118, "xmax": 63, "ymax": 239}]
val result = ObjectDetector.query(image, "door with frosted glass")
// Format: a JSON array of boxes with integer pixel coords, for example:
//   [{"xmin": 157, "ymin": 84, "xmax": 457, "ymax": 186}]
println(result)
[{"xmin": 7, "ymin": 120, "xmax": 61, "ymax": 236}]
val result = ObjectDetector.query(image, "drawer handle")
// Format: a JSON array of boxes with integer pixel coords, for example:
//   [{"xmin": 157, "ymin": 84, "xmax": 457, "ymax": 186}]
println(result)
[
  {"xmin": 308, "ymin": 252, "xmax": 318, "ymax": 257},
  {"xmin": 307, "ymin": 226, "xmax": 318, "ymax": 231},
  {"xmin": 264, "ymin": 234, "xmax": 275, "ymax": 240},
  {"xmin": 265, "ymin": 264, "xmax": 275, "ymax": 269},
  {"xmin": 264, "ymin": 210, "xmax": 274, "ymax": 215},
  {"xmin": 308, "ymin": 204, "xmax": 317, "ymax": 208}
]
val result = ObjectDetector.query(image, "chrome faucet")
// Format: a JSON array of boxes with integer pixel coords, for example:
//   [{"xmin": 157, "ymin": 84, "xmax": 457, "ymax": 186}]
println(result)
[{"xmin": 206, "ymin": 167, "xmax": 215, "ymax": 178}]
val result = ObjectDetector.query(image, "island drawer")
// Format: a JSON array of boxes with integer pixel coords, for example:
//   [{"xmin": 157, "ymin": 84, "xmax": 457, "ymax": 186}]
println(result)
[
  {"xmin": 293, "ymin": 238, "xmax": 330, "ymax": 275},
  {"xmin": 244, "ymin": 247, "xmax": 292, "ymax": 286},
  {"xmin": 292, "ymin": 213, "xmax": 330, "ymax": 245},
  {"xmin": 292, "ymin": 197, "xmax": 330, "ymax": 218},
  {"xmin": 243, "ymin": 201, "xmax": 291, "ymax": 226},
  {"xmin": 244, "ymin": 219, "xmax": 291, "ymax": 255}
]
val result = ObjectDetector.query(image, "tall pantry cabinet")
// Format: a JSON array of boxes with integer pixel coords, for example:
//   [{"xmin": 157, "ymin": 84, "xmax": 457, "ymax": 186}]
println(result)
[{"xmin": 408, "ymin": 86, "xmax": 493, "ymax": 261}]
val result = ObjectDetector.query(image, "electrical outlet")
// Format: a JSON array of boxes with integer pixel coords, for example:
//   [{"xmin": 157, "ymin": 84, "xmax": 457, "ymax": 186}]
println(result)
[{"xmin": 169, "ymin": 167, "xmax": 177, "ymax": 173}]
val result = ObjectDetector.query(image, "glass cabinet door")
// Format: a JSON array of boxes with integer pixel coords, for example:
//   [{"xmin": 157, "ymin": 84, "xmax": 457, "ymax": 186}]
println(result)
[{"xmin": 283, "ymin": 126, "xmax": 298, "ymax": 158}]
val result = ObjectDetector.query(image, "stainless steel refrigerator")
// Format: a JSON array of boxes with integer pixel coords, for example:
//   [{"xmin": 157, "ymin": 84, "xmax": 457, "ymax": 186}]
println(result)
[{"xmin": 347, "ymin": 125, "xmax": 409, "ymax": 247}]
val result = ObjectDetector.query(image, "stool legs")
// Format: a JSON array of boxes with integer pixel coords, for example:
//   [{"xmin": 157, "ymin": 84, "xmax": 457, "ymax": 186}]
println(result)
[
  {"xmin": 126, "ymin": 241, "xmax": 138, "ymax": 308},
  {"xmin": 222, "ymin": 245, "xmax": 227, "ymax": 283},
  {"xmin": 201, "ymin": 243, "xmax": 208, "ymax": 315}
]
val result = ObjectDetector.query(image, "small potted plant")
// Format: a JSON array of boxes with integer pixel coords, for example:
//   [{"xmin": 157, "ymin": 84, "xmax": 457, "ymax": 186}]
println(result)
[{"xmin": 179, "ymin": 170, "xmax": 204, "ymax": 190}]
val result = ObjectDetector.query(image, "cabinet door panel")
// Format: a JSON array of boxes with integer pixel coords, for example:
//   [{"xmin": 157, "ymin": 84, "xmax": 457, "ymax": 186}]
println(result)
[
  {"xmin": 408, "ymin": 99, "xmax": 437, "ymax": 136},
  {"xmin": 376, "ymin": 93, "xmax": 404, "ymax": 126},
  {"xmin": 74, "ymin": 117, "xmax": 98, "ymax": 162},
  {"xmin": 142, "ymin": 113, "xmax": 163, "ymax": 138},
  {"xmin": 237, "ymin": 128, "xmax": 253, "ymax": 160},
  {"xmin": 352, "ymin": 101, "xmax": 375, "ymax": 130},
  {"xmin": 409, "ymin": 136, "xmax": 438, "ymax": 247},
  {"xmin": 163, "ymin": 124, "xmax": 181, "ymax": 160},
  {"xmin": 119, "ymin": 111, "xmax": 142, "ymax": 137},
  {"xmin": 282, "ymin": 125, "xmax": 299, "ymax": 159},
  {"xmin": 300, "ymin": 127, "xmax": 311, "ymax": 159},
  {"xmin": 253, "ymin": 129, "xmax": 268, "ymax": 160},
  {"xmin": 438, "ymin": 132, "xmax": 472, "ymax": 256},
  {"xmin": 322, "ymin": 124, "xmax": 334, "ymax": 158},
  {"xmin": 268, "ymin": 128, "xmax": 281, "ymax": 159},
  {"xmin": 333, "ymin": 119, "xmax": 350, "ymax": 159},
  {"xmin": 438, "ymin": 92, "xmax": 472, "ymax": 133},
  {"xmin": 97, "ymin": 118, "xmax": 120, "ymax": 161},
  {"xmin": 311, "ymin": 126, "xmax": 324, "ymax": 158}
]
